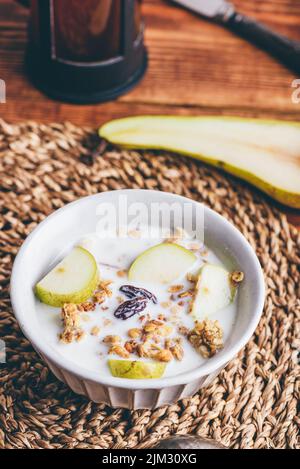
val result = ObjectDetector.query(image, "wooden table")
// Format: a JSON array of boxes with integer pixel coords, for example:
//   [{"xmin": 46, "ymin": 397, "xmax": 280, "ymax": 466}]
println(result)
[{"xmin": 1, "ymin": 0, "xmax": 300, "ymax": 227}]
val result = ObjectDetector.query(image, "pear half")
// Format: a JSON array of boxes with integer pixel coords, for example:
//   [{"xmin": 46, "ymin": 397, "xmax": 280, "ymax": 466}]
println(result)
[
  {"xmin": 99, "ymin": 116, "xmax": 300, "ymax": 208},
  {"xmin": 108, "ymin": 359, "xmax": 166, "ymax": 379},
  {"xmin": 191, "ymin": 264, "xmax": 236, "ymax": 320},
  {"xmin": 35, "ymin": 247, "xmax": 99, "ymax": 307},
  {"xmin": 128, "ymin": 243, "xmax": 196, "ymax": 284}
]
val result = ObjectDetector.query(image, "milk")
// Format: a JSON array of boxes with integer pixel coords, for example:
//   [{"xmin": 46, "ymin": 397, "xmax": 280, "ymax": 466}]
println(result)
[{"xmin": 37, "ymin": 228, "xmax": 237, "ymax": 378}]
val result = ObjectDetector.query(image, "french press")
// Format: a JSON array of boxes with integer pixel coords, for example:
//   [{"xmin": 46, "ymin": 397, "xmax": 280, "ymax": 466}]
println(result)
[{"xmin": 21, "ymin": 0, "xmax": 147, "ymax": 103}]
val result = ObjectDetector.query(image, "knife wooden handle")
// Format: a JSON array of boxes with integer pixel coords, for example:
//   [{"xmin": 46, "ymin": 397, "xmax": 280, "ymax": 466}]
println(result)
[{"xmin": 225, "ymin": 12, "xmax": 300, "ymax": 74}]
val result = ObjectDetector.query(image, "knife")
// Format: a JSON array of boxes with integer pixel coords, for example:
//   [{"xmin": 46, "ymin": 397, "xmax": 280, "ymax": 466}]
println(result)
[{"xmin": 171, "ymin": 0, "xmax": 300, "ymax": 74}]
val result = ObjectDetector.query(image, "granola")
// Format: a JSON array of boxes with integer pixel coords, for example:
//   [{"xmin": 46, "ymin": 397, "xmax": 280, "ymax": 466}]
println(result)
[
  {"xmin": 59, "ymin": 303, "xmax": 84, "ymax": 344},
  {"xmin": 44, "ymin": 230, "xmax": 241, "ymax": 380},
  {"xmin": 93, "ymin": 280, "xmax": 113, "ymax": 304},
  {"xmin": 81, "ymin": 314, "xmax": 91, "ymax": 322},
  {"xmin": 108, "ymin": 345, "xmax": 130, "ymax": 358},
  {"xmin": 143, "ymin": 319, "xmax": 163, "ymax": 333},
  {"xmin": 230, "ymin": 271, "xmax": 245, "ymax": 286},
  {"xmin": 188, "ymin": 319, "xmax": 223, "ymax": 358},
  {"xmin": 170, "ymin": 343, "xmax": 184, "ymax": 361},
  {"xmin": 90, "ymin": 326, "xmax": 101, "ymax": 336},
  {"xmin": 78, "ymin": 301, "xmax": 96, "ymax": 312},
  {"xmin": 124, "ymin": 340, "xmax": 138, "ymax": 353},
  {"xmin": 178, "ymin": 325, "xmax": 189, "ymax": 336},
  {"xmin": 93, "ymin": 291, "xmax": 107, "ymax": 304},
  {"xmin": 128, "ymin": 328, "xmax": 142, "ymax": 339},
  {"xmin": 178, "ymin": 290, "xmax": 193, "ymax": 299},
  {"xmin": 165, "ymin": 338, "xmax": 184, "ymax": 361},
  {"xmin": 157, "ymin": 313, "xmax": 167, "ymax": 322},
  {"xmin": 170, "ymin": 304, "xmax": 183, "ymax": 315},
  {"xmin": 76, "ymin": 330, "xmax": 86, "ymax": 342},
  {"xmin": 103, "ymin": 335, "xmax": 121, "ymax": 344},
  {"xmin": 186, "ymin": 272, "xmax": 198, "ymax": 283},
  {"xmin": 103, "ymin": 318, "xmax": 112, "ymax": 327},
  {"xmin": 164, "ymin": 226, "xmax": 189, "ymax": 244},
  {"xmin": 128, "ymin": 229, "xmax": 141, "ymax": 239},
  {"xmin": 117, "ymin": 270, "xmax": 127, "ymax": 278},
  {"xmin": 153, "ymin": 349, "xmax": 173, "ymax": 362},
  {"xmin": 168, "ymin": 284, "xmax": 184, "ymax": 293}
]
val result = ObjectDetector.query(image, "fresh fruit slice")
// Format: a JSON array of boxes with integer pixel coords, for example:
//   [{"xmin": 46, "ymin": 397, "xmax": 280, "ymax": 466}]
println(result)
[
  {"xmin": 99, "ymin": 116, "xmax": 300, "ymax": 208},
  {"xmin": 108, "ymin": 359, "xmax": 166, "ymax": 379},
  {"xmin": 35, "ymin": 247, "xmax": 99, "ymax": 307},
  {"xmin": 128, "ymin": 243, "xmax": 196, "ymax": 284},
  {"xmin": 190, "ymin": 264, "xmax": 236, "ymax": 320}
]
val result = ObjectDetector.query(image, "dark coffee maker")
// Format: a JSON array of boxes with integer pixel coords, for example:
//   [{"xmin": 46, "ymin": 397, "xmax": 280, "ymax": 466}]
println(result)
[{"xmin": 21, "ymin": 0, "xmax": 147, "ymax": 103}]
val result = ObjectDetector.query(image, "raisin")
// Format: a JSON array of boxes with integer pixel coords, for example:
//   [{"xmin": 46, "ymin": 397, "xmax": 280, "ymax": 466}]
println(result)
[
  {"xmin": 119, "ymin": 285, "xmax": 157, "ymax": 304},
  {"xmin": 114, "ymin": 297, "xmax": 148, "ymax": 320}
]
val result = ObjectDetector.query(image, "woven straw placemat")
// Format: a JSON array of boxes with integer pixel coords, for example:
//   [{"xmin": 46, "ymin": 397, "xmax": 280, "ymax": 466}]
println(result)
[{"xmin": 0, "ymin": 120, "xmax": 299, "ymax": 449}]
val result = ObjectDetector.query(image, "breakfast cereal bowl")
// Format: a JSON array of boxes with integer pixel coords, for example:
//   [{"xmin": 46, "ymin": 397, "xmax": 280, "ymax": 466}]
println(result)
[{"xmin": 10, "ymin": 190, "xmax": 265, "ymax": 409}]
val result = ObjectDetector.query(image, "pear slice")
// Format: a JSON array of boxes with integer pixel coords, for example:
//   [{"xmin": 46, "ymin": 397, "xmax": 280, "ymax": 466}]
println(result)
[
  {"xmin": 108, "ymin": 359, "xmax": 166, "ymax": 379},
  {"xmin": 128, "ymin": 243, "xmax": 196, "ymax": 284},
  {"xmin": 35, "ymin": 247, "xmax": 99, "ymax": 307},
  {"xmin": 191, "ymin": 264, "xmax": 236, "ymax": 320},
  {"xmin": 99, "ymin": 116, "xmax": 300, "ymax": 208}
]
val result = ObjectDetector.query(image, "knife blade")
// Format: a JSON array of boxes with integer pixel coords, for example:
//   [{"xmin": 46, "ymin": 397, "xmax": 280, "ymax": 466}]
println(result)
[
  {"xmin": 171, "ymin": 0, "xmax": 234, "ymax": 21},
  {"xmin": 171, "ymin": 0, "xmax": 300, "ymax": 74}
]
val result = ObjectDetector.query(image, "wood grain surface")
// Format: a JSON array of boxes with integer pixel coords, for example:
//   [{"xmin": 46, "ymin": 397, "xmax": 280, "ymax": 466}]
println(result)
[{"xmin": 0, "ymin": 0, "xmax": 299, "ymax": 227}]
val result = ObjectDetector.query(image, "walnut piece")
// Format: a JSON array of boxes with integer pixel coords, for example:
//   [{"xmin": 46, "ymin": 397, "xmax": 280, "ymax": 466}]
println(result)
[{"xmin": 188, "ymin": 319, "xmax": 223, "ymax": 358}]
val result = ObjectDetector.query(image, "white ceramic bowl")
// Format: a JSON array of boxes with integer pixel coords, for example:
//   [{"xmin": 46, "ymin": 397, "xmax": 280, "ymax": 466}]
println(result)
[{"xmin": 10, "ymin": 190, "xmax": 265, "ymax": 409}]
